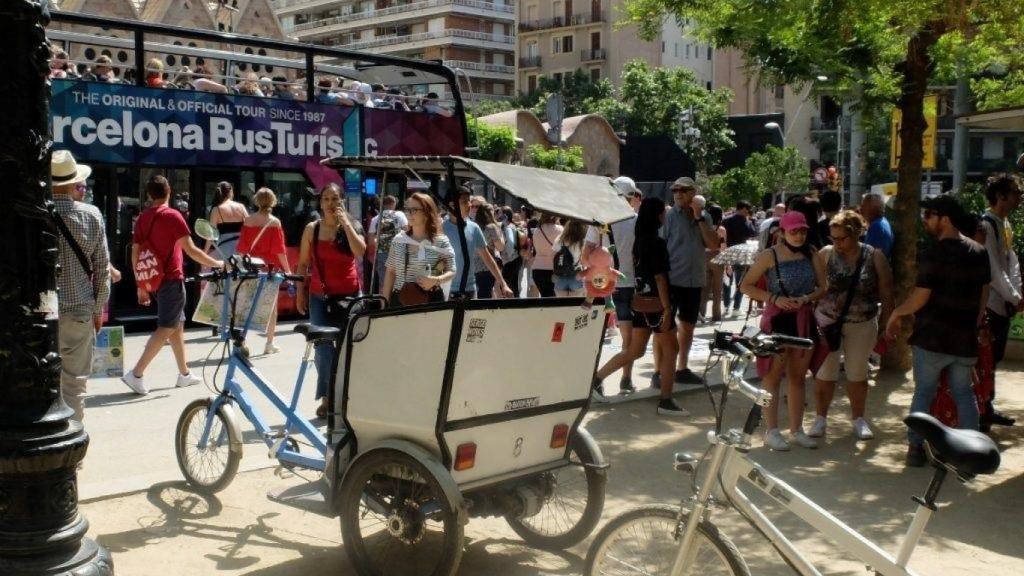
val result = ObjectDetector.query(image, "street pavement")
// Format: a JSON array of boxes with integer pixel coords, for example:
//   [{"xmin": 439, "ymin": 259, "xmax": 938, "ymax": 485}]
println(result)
[{"xmin": 77, "ymin": 312, "xmax": 1024, "ymax": 574}]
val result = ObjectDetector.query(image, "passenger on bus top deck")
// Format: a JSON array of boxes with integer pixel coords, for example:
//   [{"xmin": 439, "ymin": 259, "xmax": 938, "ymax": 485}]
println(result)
[
  {"xmin": 423, "ymin": 92, "xmax": 453, "ymax": 118},
  {"xmin": 145, "ymin": 58, "xmax": 165, "ymax": 89},
  {"xmin": 237, "ymin": 72, "xmax": 264, "ymax": 97},
  {"xmin": 83, "ymin": 55, "xmax": 119, "ymax": 84},
  {"xmin": 316, "ymin": 78, "xmax": 355, "ymax": 106},
  {"xmin": 49, "ymin": 47, "xmax": 72, "ymax": 79},
  {"xmin": 353, "ymin": 83, "xmax": 376, "ymax": 108},
  {"xmin": 192, "ymin": 64, "xmax": 228, "ymax": 94},
  {"xmin": 386, "ymin": 87, "xmax": 411, "ymax": 111},
  {"xmin": 272, "ymin": 76, "xmax": 295, "ymax": 100}
]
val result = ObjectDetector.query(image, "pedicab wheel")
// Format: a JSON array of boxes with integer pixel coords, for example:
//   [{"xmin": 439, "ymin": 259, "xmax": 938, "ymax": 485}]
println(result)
[
  {"xmin": 175, "ymin": 398, "xmax": 241, "ymax": 495},
  {"xmin": 339, "ymin": 449, "xmax": 464, "ymax": 576},
  {"xmin": 584, "ymin": 505, "xmax": 749, "ymax": 576},
  {"xmin": 505, "ymin": 435, "xmax": 606, "ymax": 550}
]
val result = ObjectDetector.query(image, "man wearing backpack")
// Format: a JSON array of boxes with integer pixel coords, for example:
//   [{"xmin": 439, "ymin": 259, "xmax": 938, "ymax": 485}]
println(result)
[
  {"xmin": 50, "ymin": 150, "xmax": 111, "ymax": 424},
  {"xmin": 368, "ymin": 194, "xmax": 408, "ymax": 293},
  {"xmin": 978, "ymin": 174, "xmax": 1021, "ymax": 431},
  {"xmin": 121, "ymin": 176, "xmax": 224, "ymax": 395},
  {"xmin": 498, "ymin": 206, "xmax": 525, "ymax": 297}
]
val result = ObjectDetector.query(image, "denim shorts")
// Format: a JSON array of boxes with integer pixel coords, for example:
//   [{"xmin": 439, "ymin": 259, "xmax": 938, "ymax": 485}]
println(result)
[
  {"xmin": 553, "ymin": 274, "xmax": 584, "ymax": 292},
  {"xmin": 612, "ymin": 287, "xmax": 634, "ymax": 323}
]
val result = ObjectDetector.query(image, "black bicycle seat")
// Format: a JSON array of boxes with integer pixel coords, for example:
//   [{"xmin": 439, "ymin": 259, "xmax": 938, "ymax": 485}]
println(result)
[
  {"xmin": 293, "ymin": 323, "xmax": 341, "ymax": 342},
  {"xmin": 904, "ymin": 413, "xmax": 1000, "ymax": 477}
]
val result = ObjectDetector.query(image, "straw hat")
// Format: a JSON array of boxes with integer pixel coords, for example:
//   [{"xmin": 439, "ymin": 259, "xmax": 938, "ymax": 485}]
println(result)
[{"xmin": 51, "ymin": 150, "xmax": 91, "ymax": 186}]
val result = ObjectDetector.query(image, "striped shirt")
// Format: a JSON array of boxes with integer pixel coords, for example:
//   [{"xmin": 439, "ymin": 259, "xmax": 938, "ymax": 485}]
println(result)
[
  {"xmin": 385, "ymin": 232, "xmax": 455, "ymax": 290},
  {"xmin": 53, "ymin": 195, "xmax": 111, "ymax": 317}
]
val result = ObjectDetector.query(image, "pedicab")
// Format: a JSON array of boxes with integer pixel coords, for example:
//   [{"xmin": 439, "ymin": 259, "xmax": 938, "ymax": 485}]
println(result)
[{"xmin": 174, "ymin": 156, "xmax": 634, "ymax": 576}]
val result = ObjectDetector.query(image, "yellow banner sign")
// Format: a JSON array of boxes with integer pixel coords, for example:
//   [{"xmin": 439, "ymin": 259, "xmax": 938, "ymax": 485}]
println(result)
[{"xmin": 890, "ymin": 94, "xmax": 938, "ymax": 170}]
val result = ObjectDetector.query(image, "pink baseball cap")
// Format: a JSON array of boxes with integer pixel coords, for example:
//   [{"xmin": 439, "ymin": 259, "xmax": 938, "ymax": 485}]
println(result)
[{"xmin": 779, "ymin": 211, "xmax": 809, "ymax": 231}]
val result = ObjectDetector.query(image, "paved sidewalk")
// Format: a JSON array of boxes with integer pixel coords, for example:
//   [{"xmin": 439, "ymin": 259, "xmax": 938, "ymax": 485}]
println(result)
[{"xmin": 78, "ymin": 316, "xmax": 1024, "ymax": 574}]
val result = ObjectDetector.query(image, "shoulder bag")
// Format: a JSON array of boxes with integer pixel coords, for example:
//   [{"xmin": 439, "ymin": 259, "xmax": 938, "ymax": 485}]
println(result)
[
  {"xmin": 630, "ymin": 241, "xmax": 664, "ymax": 314},
  {"xmin": 768, "ymin": 248, "xmax": 800, "ymax": 336},
  {"xmin": 819, "ymin": 246, "xmax": 867, "ymax": 351},
  {"xmin": 134, "ymin": 210, "xmax": 174, "ymax": 294}
]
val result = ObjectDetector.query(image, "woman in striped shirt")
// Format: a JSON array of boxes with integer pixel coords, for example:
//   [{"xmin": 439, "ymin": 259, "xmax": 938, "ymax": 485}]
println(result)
[{"xmin": 382, "ymin": 192, "xmax": 455, "ymax": 305}]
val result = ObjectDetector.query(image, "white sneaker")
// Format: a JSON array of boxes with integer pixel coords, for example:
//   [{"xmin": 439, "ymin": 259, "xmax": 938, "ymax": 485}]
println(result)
[
  {"xmin": 264, "ymin": 343, "xmax": 280, "ymax": 355},
  {"xmin": 853, "ymin": 418, "xmax": 875, "ymax": 440},
  {"xmin": 791, "ymin": 429, "xmax": 819, "ymax": 449},
  {"xmin": 764, "ymin": 428, "xmax": 790, "ymax": 451},
  {"xmin": 808, "ymin": 415, "xmax": 827, "ymax": 438},
  {"xmin": 121, "ymin": 371, "xmax": 149, "ymax": 395},
  {"xmin": 176, "ymin": 372, "xmax": 201, "ymax": 388}
]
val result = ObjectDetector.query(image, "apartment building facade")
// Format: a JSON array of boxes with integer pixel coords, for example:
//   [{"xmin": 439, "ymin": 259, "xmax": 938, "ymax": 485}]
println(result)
[
  {"xmin": 273, "ymin": 0, "xmax": 517, "ymax": 101},
  {"xmin": 517, "ymin": 1, "xmax": 712, "ymax": 95}
]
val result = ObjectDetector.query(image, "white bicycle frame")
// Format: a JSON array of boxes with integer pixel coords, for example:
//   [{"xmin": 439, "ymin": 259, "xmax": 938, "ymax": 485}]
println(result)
[{"xmin": 669, "ymin": 347, "xmax": 937, "ymax": 576}]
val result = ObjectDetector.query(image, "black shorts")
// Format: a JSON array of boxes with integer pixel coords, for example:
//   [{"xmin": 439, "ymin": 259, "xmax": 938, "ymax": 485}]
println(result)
[
  {"xmin": 156, "ymin": 280, "xmax": 186, "ymax": 328},
  {"xmin": 611, "ymin": 287, "xmax": 634, "ymax": 323},
  {"xmin": 670, "ymin": 285, "xmax": 702, "ymax": 325}
]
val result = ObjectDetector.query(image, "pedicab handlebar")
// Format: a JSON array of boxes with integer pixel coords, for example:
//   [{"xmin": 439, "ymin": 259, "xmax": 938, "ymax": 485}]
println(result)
[
  {"xmin": 189, "ymin": 254, "xmax": 304, "ymax": 284},
  {"xmin": 711, "ymin": 330, "xmax": 814, "ymax": 407}
]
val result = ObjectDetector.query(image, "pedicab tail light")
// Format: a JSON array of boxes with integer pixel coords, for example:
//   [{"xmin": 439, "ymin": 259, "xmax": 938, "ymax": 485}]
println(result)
[
  {"xmin": 550, "ymin": 424, "xmax": 569, "ymax": 449},
  {"xmin": 454, "ymin": 443, "xmax": 477, "ymax": 471}
]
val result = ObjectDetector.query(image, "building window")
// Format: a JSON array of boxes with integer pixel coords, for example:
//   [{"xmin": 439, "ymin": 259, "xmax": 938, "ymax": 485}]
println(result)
[
  {"xmin": 686, "ymin": 44, "xmax": 691, "ymax": 58},
  {"xmin": 707, "ymin": 46, "xmax": 713, "ymax": 60},
  {"xmin": 563, "ymin": 35, "xmax": 573, "ymax": 53},
  {"xmin": 552, "ymin": 35, "xmax": 573, "ymax": 53},
  {"xmin": 528, "ymin": 75, "xmax": 537, "ymax": 94},
  {"xmin": 590, "ymin": 68, "xmax": 600, "ymax": 83},
  {"xmin": 706, "ymin": 81, "xmax": 712, "ymax": 90},
  {"xmin": 1004, "ymin": 136, "xmax": 1019, "ymax": 160},
  {"xmin": 553, "ymin": 72, "xmax": 563, "ymax": 85},
  {"xmin": 674, "ymin": 43, "xmax": 678, "ymax": 57}
]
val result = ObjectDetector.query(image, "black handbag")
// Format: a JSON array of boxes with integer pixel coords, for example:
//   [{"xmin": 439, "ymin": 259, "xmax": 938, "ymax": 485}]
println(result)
[{"xmin": 819, "ymin": 247, "xmax": 867, "ymax": 352}]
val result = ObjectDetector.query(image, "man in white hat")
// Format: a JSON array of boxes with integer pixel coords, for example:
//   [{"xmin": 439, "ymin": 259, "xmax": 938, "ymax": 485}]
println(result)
[
  {"xmin": 584, "ymin": 176, "xmax": 642, "ymax": 400},
  {"xmin": 50, "ymin": 150, "xmax": 111, "ymax": 424}
]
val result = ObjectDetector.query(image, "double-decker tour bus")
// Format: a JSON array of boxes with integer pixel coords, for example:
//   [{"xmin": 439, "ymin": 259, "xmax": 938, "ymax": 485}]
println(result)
[{"xmin": 48, "ymin": 10, "xmax": 469, "ymax": 327}]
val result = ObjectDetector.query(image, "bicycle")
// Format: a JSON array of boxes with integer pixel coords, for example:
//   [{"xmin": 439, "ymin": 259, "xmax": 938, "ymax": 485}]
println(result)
[
  {"xmin": 174, "ymin": 253, "xmax": 383, "ymax": 494},
  {"xmin": 585, "ymin": 329, "xmax": 1002, "ymax": 576}
]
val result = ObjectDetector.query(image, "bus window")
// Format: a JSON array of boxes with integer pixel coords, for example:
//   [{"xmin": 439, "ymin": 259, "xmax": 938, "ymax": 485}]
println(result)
[{"xmin": 266, "ymin": 171, "xmax": 318, "ymax": 247}]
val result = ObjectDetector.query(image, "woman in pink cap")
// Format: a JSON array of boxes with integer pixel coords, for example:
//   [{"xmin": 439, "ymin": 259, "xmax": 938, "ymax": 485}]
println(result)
[{"xmin": 741, "ymin": 210, "xmax": 827, "ymax": 451}]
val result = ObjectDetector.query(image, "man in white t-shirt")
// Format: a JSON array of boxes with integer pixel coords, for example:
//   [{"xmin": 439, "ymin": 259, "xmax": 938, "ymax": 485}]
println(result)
[
  {"xmin": 584, "ymin": 176, "xmax": 642, "ymax": 400},
  {"xmin": 368, "ymin": 195, "xmax": 408, "ymax": 292}
]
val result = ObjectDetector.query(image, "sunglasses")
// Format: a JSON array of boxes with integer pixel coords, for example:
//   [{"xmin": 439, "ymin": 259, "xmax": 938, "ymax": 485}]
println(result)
[{"xmin": 405, "ymin": 206, "xmax": 424, "ymax": 214}]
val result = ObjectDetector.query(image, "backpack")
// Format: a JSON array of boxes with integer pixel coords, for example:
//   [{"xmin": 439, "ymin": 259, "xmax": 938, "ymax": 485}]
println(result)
[
  {"xmin": 553, "ymin": 244, "xmax": 580, "ymax": 277},
  {"xmin": 500, "ymin": 224, "xmax": 522, "ymax": 262},
  {"xmin": 376, "ymin": 210, "xmax": 399, "ymax": 253}
]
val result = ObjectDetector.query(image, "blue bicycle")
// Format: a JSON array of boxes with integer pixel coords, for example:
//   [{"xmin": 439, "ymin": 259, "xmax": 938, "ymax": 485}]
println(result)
[{"xmin": 174, "ymin": 251, "xmax": 381, "ymax": 494}]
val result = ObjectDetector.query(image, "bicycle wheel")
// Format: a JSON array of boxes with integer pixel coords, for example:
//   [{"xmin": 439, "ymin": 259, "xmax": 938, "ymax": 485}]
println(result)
[
  {"xmin": 585, "ymin": 504, "xmax": 749, "ymax": 576},
  {"xmin": 175, "ymin": 398, "xmax": 242, "ymax": 494},
  {"xmin": 506, "ymin": 434, "xmax": 606, "ymax": 550},
  {"xmin": 339, "ymin": 449, "xmax": 464, "ymax": 576}
]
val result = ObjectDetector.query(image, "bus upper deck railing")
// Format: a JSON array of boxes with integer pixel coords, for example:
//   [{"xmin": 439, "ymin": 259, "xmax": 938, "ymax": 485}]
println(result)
[{"xmin": 47, "ymin": 9, "xmax": 467, "ymax": 119}]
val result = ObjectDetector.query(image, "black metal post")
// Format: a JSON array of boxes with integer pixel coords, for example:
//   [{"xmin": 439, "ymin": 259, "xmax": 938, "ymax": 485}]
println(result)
[{"xmin": 0, "ymin": 1, "xmax": 112, "ymax": 574}]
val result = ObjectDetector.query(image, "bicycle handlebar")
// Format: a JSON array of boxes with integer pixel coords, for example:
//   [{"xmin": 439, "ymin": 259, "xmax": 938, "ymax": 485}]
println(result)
[{"xmin": 713, "ymin": 330, "xmax": 812, "ymax": 407}]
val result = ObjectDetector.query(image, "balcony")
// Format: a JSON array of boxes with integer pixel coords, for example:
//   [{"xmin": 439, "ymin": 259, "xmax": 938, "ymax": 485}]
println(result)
[
  {"xmin": 444, "ymin": 59, "xmax": 515, "ymax": 79},
  {"xmin": 336, "ymin": 29, "xmax": 515, "ymax": 52},
  {"xmin": 287, "ymin": 0, "xmax": 516, "ymax": 34},
  {"xmin": 519, "ymin": 55, "xmax": 541, "ymax": 68},
  {"xmin": 519, "ymin": 11, "xmax": 603, "ymax": 33},
  {"xmin": 580, "ymin": 48, "xmax": 606, "ymax": 61}
]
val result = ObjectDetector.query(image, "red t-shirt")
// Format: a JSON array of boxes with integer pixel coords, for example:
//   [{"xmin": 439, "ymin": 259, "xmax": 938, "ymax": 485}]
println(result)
[
  {"xmin": 310, "ymin": 239, "xmax": 360, "ymax": 296},
  {"xmin": 237, "ymin": 223, "xmax": 287, "ymax": 269},
  {"xmin": 133, "ymin": 204, "xmax": 189, "ymax": 285}
]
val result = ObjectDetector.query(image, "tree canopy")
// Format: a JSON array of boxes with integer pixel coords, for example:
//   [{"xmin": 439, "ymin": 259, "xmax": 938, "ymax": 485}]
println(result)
[
  {"xmin": 706, "ymin": 146, "xmax": 808, "ymax": 209},
  {"xmin": 622, "ymin": 0, "xmax": 1024, "ymax": 367}
]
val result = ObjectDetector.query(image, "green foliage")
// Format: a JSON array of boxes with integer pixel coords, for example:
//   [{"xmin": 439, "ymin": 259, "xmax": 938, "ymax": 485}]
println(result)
[
  {"xmin": 705, "ymin": 167, "xmax": 761, "ymax": 209},
  {"xmin": 953, "ymin": 184, "xmax": 1024, "ymax": 258},
  {"xmin": 518, "ymin": 69, "xmax": 616, "ymax": 121},
  {"xmin": 466, "ymin": 116, "xmax": 516, "ymax": 162},
  {"xmin": 467, "ymin": 98, "xmax": 516, "ymax": 118},
  {"xmin": 527, "ymin": 144, "xmax": 585, "ymax": 173},
  {"xmin": 707, "ymin": 146, "xmax": 808, "ymax": 207}
]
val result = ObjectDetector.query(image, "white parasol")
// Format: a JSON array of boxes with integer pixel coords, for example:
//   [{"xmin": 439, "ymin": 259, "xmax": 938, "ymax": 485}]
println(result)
[{"xmin": 712, "ymin": 240, "xmax": 761, "ymax": 266}]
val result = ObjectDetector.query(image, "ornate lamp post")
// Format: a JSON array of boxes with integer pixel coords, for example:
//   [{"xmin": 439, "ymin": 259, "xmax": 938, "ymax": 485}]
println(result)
[{"xmin": 0, "ymin": 1, "xmax": 112, "ymax": 574}]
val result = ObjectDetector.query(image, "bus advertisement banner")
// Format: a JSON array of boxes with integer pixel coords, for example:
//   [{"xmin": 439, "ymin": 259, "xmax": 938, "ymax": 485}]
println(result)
[
  {"xmin": 50, "ymin": 80, "xmax": 358, "ymax": 186},
  {"xmin": 362, "ymin": 107, "xmax": 464, "ymax": 156}
]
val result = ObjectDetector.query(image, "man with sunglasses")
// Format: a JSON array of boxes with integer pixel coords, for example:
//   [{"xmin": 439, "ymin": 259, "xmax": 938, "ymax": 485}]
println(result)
[
  {"xmin": 885, "ymin": 195, "xmax": 991, "ymax": 467},
  {"xmin": 50, "ymin": 150, "xmax": 111, "ymax": 425},
  {"xmin": 661, "ymin": 177, "xmax": 722, "ymax": 386}
]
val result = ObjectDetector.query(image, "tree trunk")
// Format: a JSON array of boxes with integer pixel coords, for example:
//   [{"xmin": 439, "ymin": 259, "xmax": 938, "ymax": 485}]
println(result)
[{"xmin": 884, "ymin": 24, "xmax": 944, "ymax": 371}]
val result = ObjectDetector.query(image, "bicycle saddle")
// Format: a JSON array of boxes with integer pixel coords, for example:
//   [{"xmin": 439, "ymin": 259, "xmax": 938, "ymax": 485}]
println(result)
[
  {"xmin": 904, "ymin": 413, "xmax": 1000, "ymax": 477},
  {"xmin": 294, "ymin": 323, "xmax": 341, "ymax": 342}
]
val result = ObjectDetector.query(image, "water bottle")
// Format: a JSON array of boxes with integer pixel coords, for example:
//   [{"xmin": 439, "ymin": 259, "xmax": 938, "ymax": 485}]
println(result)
[{"xmin": 287, "ymin": 281, "xmax": 297, "ymax": 298}]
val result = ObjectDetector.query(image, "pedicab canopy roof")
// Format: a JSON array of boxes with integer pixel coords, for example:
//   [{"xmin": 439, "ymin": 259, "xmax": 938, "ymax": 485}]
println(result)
[{"xmin": 322, "ymin": 155, "xmax": 635, "ymax": 226}]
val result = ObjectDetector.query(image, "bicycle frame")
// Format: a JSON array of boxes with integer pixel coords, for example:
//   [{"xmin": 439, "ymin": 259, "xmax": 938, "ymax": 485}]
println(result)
[
  {"xmin": 198, "ymin": 271, "xmax": 328, "ymax": 472},
  {"xmin": 670, "ymin": 351, "xmax": 933, "ymax": 576}
]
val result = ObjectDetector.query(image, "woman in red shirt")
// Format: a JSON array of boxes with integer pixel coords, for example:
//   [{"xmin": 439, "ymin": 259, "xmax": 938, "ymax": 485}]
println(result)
[
  {"xmin": 236, "ymin": 187, "xmax": 291, "ymax": 355},
  {"xmin": 295, "ymin": 183, "xmax": 366, "ymax": 419}
]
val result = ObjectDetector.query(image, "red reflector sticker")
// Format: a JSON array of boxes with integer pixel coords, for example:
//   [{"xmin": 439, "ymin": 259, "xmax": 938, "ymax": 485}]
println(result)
[{"xmin": 552, "ymin": 322, "xmax": 565, "ymax": 342}]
